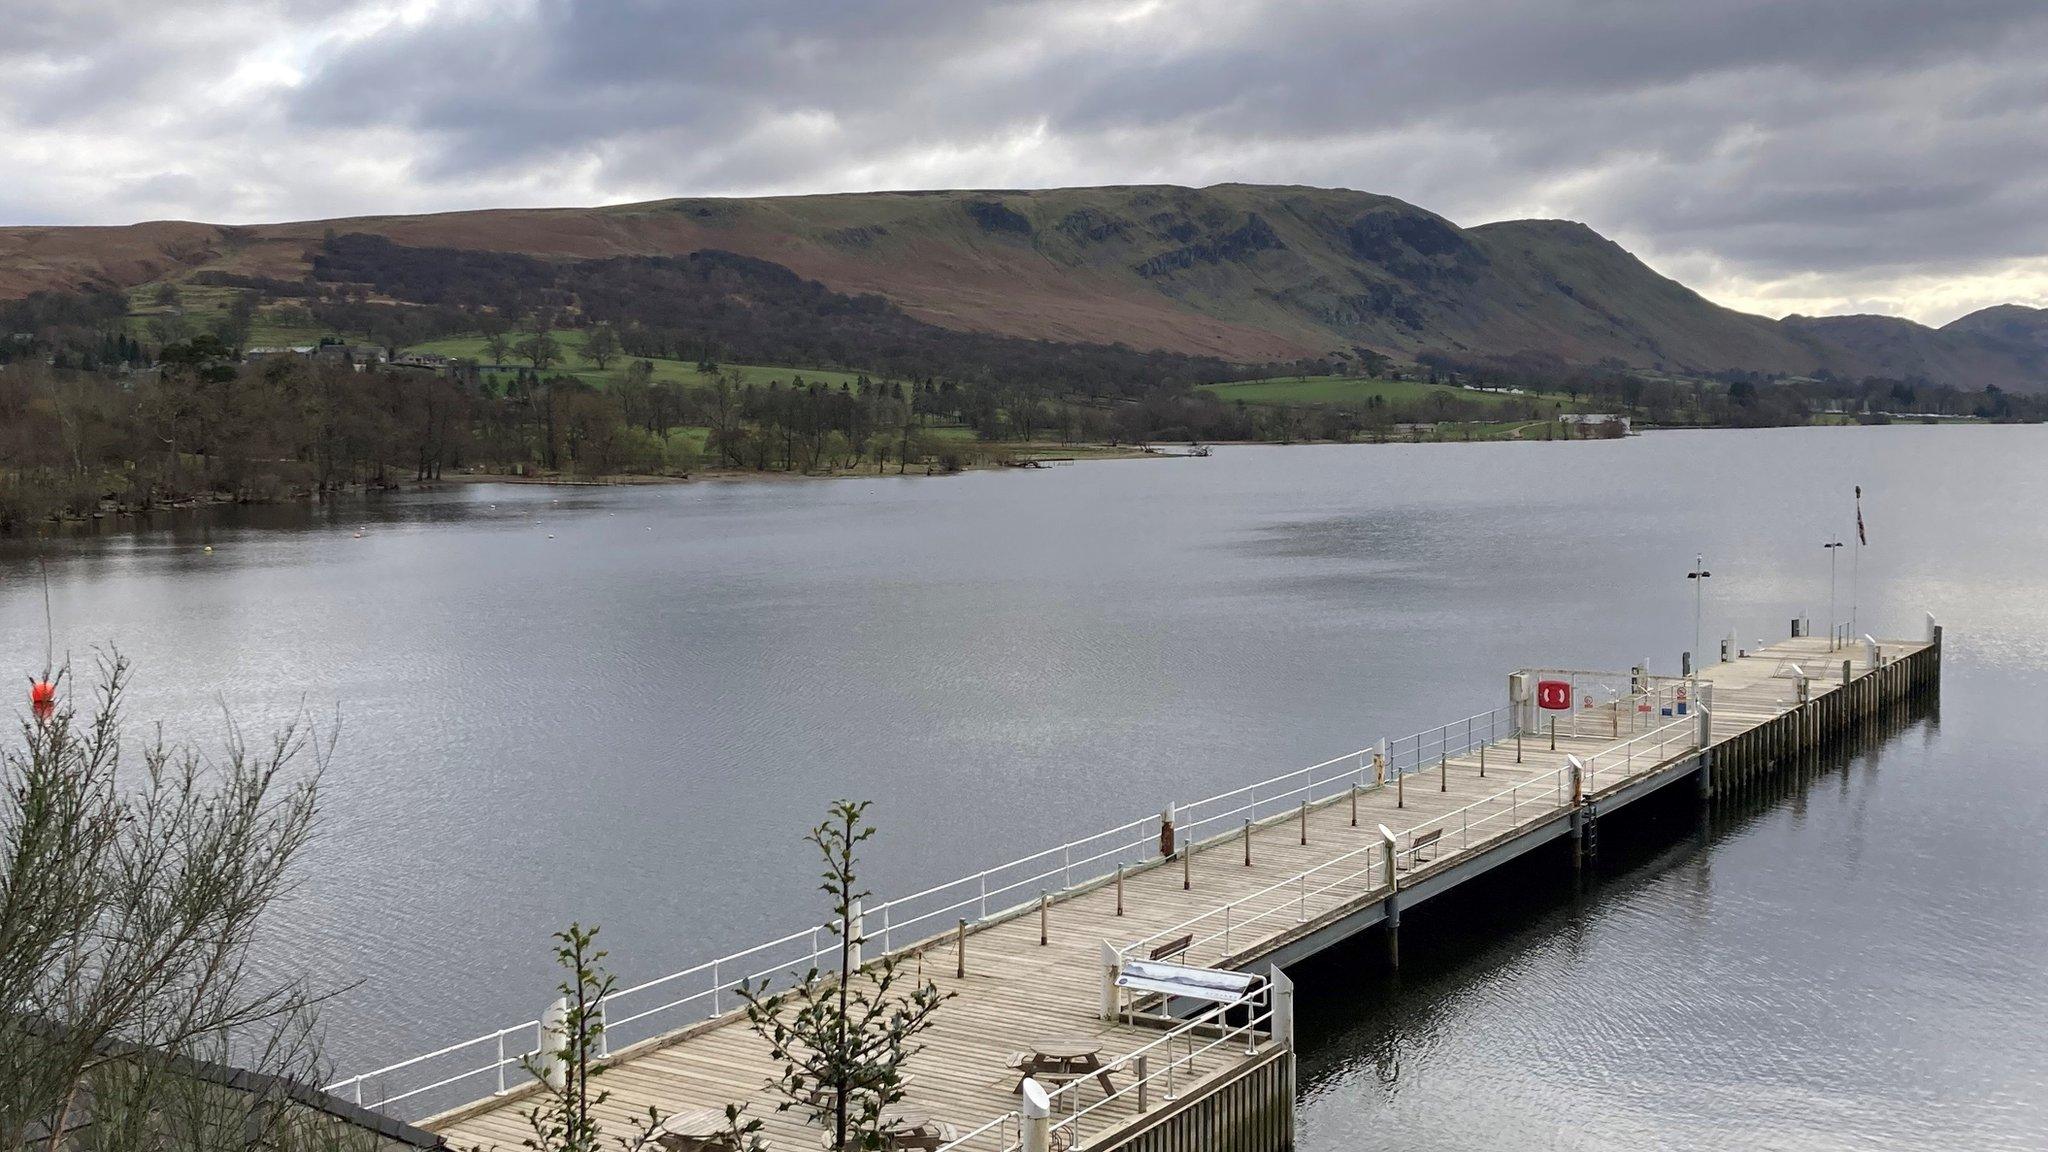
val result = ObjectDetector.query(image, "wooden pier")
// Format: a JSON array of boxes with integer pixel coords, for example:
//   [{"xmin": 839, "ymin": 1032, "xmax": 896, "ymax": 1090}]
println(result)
[{"xmin": 358, "ymin": 622, "xmax": 1942, "ymax": 1152}]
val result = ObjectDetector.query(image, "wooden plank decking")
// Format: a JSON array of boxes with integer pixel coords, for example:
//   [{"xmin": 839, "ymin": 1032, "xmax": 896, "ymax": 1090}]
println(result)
[{"xmin": 426, "ymin": 633, "xmax": 1932, "ymax": 1152}]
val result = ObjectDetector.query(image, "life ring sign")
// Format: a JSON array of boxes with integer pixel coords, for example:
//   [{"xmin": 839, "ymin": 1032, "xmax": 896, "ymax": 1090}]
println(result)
[{"xmin": 1536, "ymin": 679, "xmax": 1573, "ymax": 710}]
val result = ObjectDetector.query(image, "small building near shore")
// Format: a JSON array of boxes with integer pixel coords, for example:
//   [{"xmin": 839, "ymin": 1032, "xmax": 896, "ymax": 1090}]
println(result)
[{"xmin": 1561, "ymin": 412, "xmax": 1631, "ymax": 435}]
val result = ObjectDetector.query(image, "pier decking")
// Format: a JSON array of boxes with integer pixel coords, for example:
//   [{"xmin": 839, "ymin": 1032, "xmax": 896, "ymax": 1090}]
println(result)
[{"xmin": 343, "ymin": 625, "xmax": 1941, "ymax": 1152}]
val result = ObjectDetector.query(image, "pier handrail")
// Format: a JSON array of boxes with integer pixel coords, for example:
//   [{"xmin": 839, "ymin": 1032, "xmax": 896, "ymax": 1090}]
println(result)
[
  {"xmin": 1113, "ymin": 701, "xmax": 1704, "ymax": 970},
  {"xmin": 326, "ymin": 698, "xmax": 1527, "ymax": 1113},
  {"xmin": 1579, "ymin": 713, "xmax": 1698, "ymax": 794},
  {"xmin": 932, "ymin": 986, "xmax": 1276, "ymax": 1152},
  {"xmin": 1114, "ymin": 761, "xmax": 1573, "ymax": 969}
]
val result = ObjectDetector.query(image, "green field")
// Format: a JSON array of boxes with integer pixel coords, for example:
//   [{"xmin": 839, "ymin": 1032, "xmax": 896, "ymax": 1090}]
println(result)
[
  {"xmin": 1199, "ymin": 375, "xmax": 1545, "ymax": 409},
  {"xmin": 405, "ymin": 331, "xmax": 876, "ymax": 391},
  {"xmin": 125, "ymin": 284, "xmax": 331, "ymax": 349}
]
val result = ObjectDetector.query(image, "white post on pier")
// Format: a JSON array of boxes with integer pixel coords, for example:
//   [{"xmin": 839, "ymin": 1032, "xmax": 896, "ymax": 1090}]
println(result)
[
  {"xmin": 1269, "ymin": 966, "xmax": 1296, "ymax": 1050},
  {"xmin": 1099, "ymin": 940, "xmax": 1121, "ymax": 1022},
  {"xmin": 1926, "ymin": 612, "xmax": 1938, "ymax": 643},
  {"xmin": 538, "ymin": 996, "xmax": 570, "ymax": 1091},
  {"xmin": 846, "ymin": 899, "xmax": 864, "ymax": 970},
  {"xmin": 1863, "ymin": 634, "xmax": 1880, "ymax": 669},
  {"xmin": 1020, "ymin": 1079, "xmax": 1052, "ymax": 1152}
]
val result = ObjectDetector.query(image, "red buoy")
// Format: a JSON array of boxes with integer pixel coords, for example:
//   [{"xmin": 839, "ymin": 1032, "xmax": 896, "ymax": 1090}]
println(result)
[{"xmin": 29, "ymin": 680, "xmax": 55, "ymax": 721}]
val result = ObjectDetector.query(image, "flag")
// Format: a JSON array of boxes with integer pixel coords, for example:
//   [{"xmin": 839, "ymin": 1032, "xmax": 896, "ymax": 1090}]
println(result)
[{"xmin": 1855, "ymin": 485, "xmax": 1866, "ymax": 546}]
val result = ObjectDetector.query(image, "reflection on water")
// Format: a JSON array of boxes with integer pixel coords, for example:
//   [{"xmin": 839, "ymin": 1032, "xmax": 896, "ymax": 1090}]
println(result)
[{"xmin": 3, "ymin": 428, "xmax": 2046, "ymax": 1147}]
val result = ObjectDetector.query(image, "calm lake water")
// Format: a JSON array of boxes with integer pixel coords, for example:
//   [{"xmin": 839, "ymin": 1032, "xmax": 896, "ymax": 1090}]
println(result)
[{"xmin": 4, "ymin": 426, "xmax": 2044, "ymax": 1148}]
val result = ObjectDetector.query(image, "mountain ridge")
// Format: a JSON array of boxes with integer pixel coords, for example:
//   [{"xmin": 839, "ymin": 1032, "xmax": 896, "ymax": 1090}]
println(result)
[{"xmin": 1, "ymin": 184, "xmax": 2041, "ymax": 390}]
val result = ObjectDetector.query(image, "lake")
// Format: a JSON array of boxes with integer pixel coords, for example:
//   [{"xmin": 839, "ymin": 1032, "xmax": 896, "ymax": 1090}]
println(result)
[{"xmin": 4, "ymin": 426, "xmax": 2044, "ymax": 1149}]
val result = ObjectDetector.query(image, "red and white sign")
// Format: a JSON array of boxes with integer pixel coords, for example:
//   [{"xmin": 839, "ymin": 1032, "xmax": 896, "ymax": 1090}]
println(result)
[{"xmin": 1536, "ymin": 679, "xmax": 1572, "ymax": 711}]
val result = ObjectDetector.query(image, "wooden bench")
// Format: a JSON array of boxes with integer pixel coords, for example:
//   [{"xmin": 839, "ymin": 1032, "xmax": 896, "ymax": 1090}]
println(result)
[
  {"xmin": 1148, "ymin": 933, "xmax": 1193, "ymax": 962},
  {"xmin": 1400, "ymin": 828, "xmax": 1443, "ymax": 870}
]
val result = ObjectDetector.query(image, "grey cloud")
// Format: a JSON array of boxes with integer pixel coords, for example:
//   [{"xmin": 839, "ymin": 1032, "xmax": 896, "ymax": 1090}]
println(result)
[{"xmin": 6, "ymin": 0, "xmax": 2048, "ymax": 319}]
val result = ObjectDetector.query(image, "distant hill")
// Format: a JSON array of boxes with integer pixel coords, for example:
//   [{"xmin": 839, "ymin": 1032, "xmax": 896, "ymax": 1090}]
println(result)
[{"xmin": 2, "ymin": 184, "xmax": 2042, "ymax": 391}]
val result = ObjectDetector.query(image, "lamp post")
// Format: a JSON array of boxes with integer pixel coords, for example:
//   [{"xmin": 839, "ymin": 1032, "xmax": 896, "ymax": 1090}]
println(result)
[
  {"xmin": 1687, "ymin": 554, "xmax": 1711, "ymax": 662},
  {"xmin": 1823, "ymin": 539, "xmax": 1844, "ymax": 638}
]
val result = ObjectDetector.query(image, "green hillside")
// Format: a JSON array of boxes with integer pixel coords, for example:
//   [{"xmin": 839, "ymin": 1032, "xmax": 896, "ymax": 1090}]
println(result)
[
  {"xmin": 1200, "ymin": 375, "xmax": 1539, "ymax": 409},
  {"xmin": 406, "ymin": 331, "xmax": 874, "ymax": 391}
]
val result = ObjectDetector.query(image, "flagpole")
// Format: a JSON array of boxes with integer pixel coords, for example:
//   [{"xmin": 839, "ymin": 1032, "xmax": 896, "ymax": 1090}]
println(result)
[{"xmin": 1852, "ymin": 485, "xmax": 1863, "ymax": 635}]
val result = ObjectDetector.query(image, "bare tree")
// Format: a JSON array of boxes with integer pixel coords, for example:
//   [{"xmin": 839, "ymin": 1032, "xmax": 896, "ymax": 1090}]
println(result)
[{"xmin": 0, "ymin": 653, "xmax": 334, "ymax": 1152}]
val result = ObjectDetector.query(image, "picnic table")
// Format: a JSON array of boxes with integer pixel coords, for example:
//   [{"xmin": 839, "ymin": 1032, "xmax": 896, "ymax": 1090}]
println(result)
[
  {"xmin": 815, "ymin": 1110, "xmax": 956, "ymax": 1151},
  {"xmin": 1009, "ymin": 1038, "xmax": 1117, "ymax": 1095},
  {"xmin": 649, "ymin": 1107, "xmax": 740, "ymax": 1152},
  {"xmin": 803, "ymin": 1072, "xmax": 915, "ymax": 1116}
]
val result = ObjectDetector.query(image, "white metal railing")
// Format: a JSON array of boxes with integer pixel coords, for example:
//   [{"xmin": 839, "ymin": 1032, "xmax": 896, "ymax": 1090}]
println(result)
[
  {"xmin": 1113, "ymin": 687, "xmax": 1705, "ymax": 973},
  {"xmin": 1578, "ymin": 713, "xmax": 1699, "ymax": 794},
  {"xmin": 329, "ymin": 679, "xmax": 1688, "ymax": 1120},
  {"xmin": 934, "ymin": 986, "xmax": 1276, "ymax": 1152},
  {"xmin": 1386, "ymin": 763, "xmax": 1572, "ymax": 872},
  {"xmin": 324, "ymin": 702, "xmax": 1510, "ymax": 1117}
]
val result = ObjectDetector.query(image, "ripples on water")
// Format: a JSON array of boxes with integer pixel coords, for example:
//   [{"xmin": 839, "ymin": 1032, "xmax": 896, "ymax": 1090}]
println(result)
[{"xmin": 3, "ymin": 427, "xmax": 2045, "ymax": 1148}]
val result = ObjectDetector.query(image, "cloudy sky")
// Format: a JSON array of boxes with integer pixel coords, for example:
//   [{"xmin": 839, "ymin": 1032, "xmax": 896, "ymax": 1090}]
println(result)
[{"xmin": 7, "ymin": 0, "xmax": 2046, "ymax": 325}]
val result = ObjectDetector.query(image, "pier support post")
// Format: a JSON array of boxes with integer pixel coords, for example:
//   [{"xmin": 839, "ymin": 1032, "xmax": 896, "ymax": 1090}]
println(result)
[{"xmin": 1020, "ymin": 1080, "xmax": 1052, "ymax": 1152}]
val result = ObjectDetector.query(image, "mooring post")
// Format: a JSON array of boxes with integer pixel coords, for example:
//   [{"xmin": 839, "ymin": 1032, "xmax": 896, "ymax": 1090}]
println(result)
[
  {"xmin": 1038, "ymin": 890, "xmax": 1048, "ymax": 945},
  {"xmin": 1374, "ymin": 740, "xmax": 1387, "ymax": 787},
  {"xmin": 1182, "ymin": 841, "xmax": 1191, "ymax": 890},
  {"xmin": 1243, "ymin": 818, "xmax": 1253, "ymax": 866},
  {"xmin": 1350, "ymin": 783, "xmax": 1359, "ymax": 827},
  {"xmin": 1517, "ymin": 730, "xmax": 1523, "ymax": 763},
  {"xmin": 1099, "ymin": 941, "xmax": 1120, "ymax": 1021},
  {"xmin": 1396, "ymin": 763, "xmax": 1405, "ymax": 809},
  {"xmin": 1020, "ymin": 1079, "xmax": 1051, "ymax": 1152},
  {"xmin": 1440, "ymin": 753, "xmax": 1448, "ymax": 792},
  {"xmin": 1115, "ymin": 863, "xmax": 1125, "ymax": 916},
  {"xmin": 538, "ymin": 997, "xmax": 570, "ymax": 1090},
  {"xmin": 1479, "ymin": 741, "xmax": 1486, "ymax": 778},
  {"xmin": 1159, "ymin": 803, "xmax": 1176, "ymax": 858},
  {"xmin": 1550, "ymin": 717, "xmax": 1557, "ymax": 751},
  {"xmin": 955, "ymin": 918, "xmax": 967, "ymax": 978}
]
